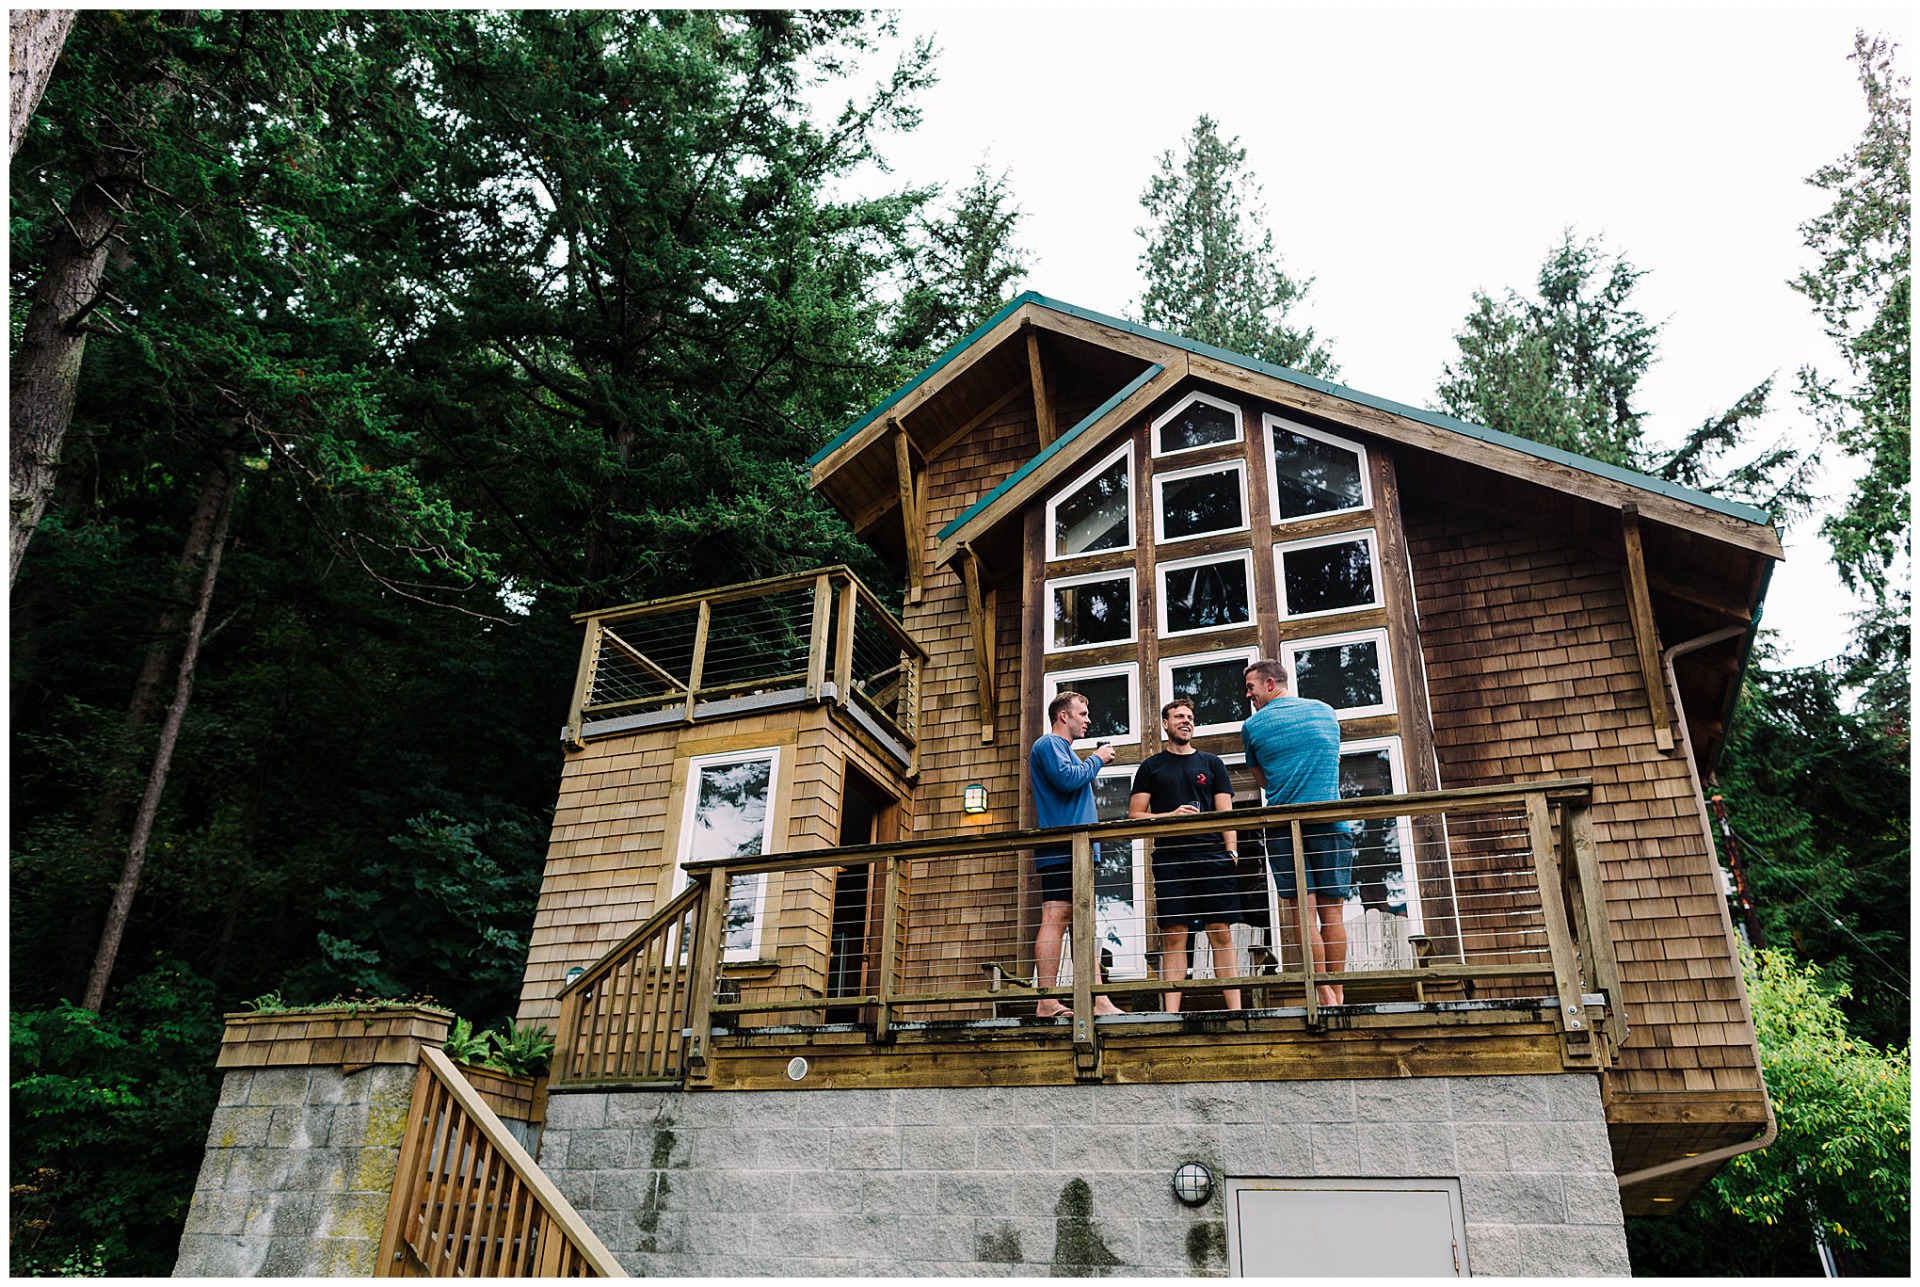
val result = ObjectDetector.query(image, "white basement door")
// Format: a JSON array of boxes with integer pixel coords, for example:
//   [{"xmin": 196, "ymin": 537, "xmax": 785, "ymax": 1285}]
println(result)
[{"xmin": 1225, "ymin": 1178, "xmax": 1468, "ymax": 1277}]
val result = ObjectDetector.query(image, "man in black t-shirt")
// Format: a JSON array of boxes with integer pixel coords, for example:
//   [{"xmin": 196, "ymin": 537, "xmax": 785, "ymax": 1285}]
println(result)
[{"xmin": 1129, "ymin": 699, "xmax": 1242, "ymax": 1012}]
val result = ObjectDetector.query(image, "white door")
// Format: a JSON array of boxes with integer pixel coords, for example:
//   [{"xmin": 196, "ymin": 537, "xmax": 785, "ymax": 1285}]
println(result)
[{"xmin": 1226, "ymin": 1178, "xmax": 1468, "ymax": 1277}]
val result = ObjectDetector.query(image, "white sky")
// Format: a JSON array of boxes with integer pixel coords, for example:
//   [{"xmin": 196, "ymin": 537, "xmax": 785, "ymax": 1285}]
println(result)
[{"xmin": 823, "ymin": 3, "xmax": 1908, "ymax": 670}]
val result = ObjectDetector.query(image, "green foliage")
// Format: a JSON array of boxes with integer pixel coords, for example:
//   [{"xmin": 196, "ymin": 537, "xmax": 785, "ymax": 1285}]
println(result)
[
  {"xmin": 489, "ymin": 1021, "xmax": 557, "ymax": 1079},
  {"xmin": 890, "ymin": 160, "xmax": 1031, "ymax": 366},
  {"xmin": 440, "ymin": 1015, "xmax": 496, "ymax": 1066},
  {"xmin": 9, "ymin": 962, "xmax": 224, "ymax": 1277},
  {"xmin": 1134, "ymin": 115, "xmax": 1336, "ymax": 377}
]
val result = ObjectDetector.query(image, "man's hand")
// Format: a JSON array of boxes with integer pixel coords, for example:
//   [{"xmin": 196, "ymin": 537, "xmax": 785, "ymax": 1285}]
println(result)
[
  {"xmin": 1170, "ymin": 803, "xmax": 1200, "ymax": 815},
  {"xmin": 1094, "ymin": 742, "xmax": 1117, "ymax": 763}
]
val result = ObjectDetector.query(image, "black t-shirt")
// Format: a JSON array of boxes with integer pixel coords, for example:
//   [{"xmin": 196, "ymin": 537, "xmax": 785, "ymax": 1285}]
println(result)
[{"xmin": 1130, "ymin": 750, "xmax": 1234, "ymax": 857}]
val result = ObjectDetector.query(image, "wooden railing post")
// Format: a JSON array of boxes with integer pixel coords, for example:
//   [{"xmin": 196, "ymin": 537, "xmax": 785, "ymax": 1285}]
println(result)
[
  {"xmin": 1566, "ymin": 799, "xmax": 1629, "ymax": 1047},
  {"xmin": 563, "ymin": 617, "xmax": 601, "ymax": 748},
  {"xmin": 685, "ymin": 869, "xmax": 728, "ymax": 1069},
  {"xmin": 805, "ymin": 572, "xmax": 832, "ymax": 699},
  {"xmin": 1290, "ymin": 820, "xmax": 1319, "ymax": 1027},
  {"xmin": 1524, "ymin": 793, "xmax": 1592, "ymax": 1056},
  {"xmin": 875, "ymin": 854, "xmax": 902, "ymax": 1042},
  {"xmin": 552, "ymin": 983, "xmax": 586, "ymax": 1084},
  {"xmin": 832, "ymin": 574, "xmax": 857, "ymax": 702},
  {"xmin": 683, "ymin": 599, "xmax": 711, "ymax": 724},
  {"xmin": 1070, "ymin": 831, "xmax": 1096, "ymax": 1064}
]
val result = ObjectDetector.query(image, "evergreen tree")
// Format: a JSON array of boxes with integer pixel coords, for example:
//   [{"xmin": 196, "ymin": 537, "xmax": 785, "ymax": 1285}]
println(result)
[
  {"xmin": 1134, "ymin": 115, "xmax": 1336, "ymax": 377},
  {"xmin": 890, "ymin": 159, "xmax": 1030, "ymax": 367}
]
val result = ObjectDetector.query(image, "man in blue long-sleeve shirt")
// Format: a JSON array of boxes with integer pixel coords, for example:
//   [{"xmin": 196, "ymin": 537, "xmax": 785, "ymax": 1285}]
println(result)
[{"xmin": 1029, "ymin": 691, "xmax": 1123, "ymax": 1019}]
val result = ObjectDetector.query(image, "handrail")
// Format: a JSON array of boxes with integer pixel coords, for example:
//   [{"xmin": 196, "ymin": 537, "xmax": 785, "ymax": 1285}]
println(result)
[
  {"xmin": 552, "ymin": 882, "xmax": 705, "ymax": 1084},
  {"xmin": 377, "ymin": 1046, "xmax": 625, "ymax": 1277}
]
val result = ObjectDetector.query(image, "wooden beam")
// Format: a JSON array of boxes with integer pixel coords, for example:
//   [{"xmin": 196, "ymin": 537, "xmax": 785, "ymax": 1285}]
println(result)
[
  {"xmin": 684, "ymin": 600, "xmax": 711, "ymax": 723},
  {"xmin": 1027, "ymin": 325, "xmax": 1056, "ymax": 447},
  {"xmin": 563, "ymin": 616, "xmax": 601, "ymax": 749},
  {"xmin": 927, "ymin": 382, "xmax": 1027, "ymax": 464},
  {"xmin": 805, "ymin": 572, "xmax": 833, "ymax": 698},
  {"xmin": 1526, "ymin": 794, "xmax": 1595, "ymax": 1062},
  {"xmin": 599, "ymin": 625, "xmax": 685, "ymax": 694},
  {"xmin": 1620, "ymin": 505, "xmax": 1676, "ymax": 751},
  {"xmin": 894, "ymin": 424, "xmax": 924, "ymax": 604},
  {"xmin": 960, "ymin": 546, "xmax": 997, "ymax": 743},
  {"xmin": 1646, "ymin": 568, "xmax": 1752, "ymax": 622}
]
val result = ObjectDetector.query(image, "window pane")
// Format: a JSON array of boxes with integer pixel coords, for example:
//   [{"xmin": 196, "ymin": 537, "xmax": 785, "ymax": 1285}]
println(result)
[
  {"xmin": 1092, "ymin": 775, "xmax": 1144, "ymax": 979},
  {"xmin": 1158, "ymin": 399, "xmax": 1238, "ymax": 453},
  {"xmin": 1340, "ymin": 750, "xmax": 1404, "ymax": 915},
  {"xmin": 1052, "ymin": 578, "xmax": 1133, "ymax": 648},
  {"xmin": 1166, "ymin": 658, "xmax": 1250, "ymax": 728},
  {"xmin": 1338, "ymin": 749, "xmax": 1395, "ymax": 797},
  {"xmin": 1272, "ymin": 427, "xmax": 1365, "ymax": 519},
  {"xmin": 1164, "ymin": 558, "xmax": 1251, "ymax": 634},
  {"xmin": 1159, "ymin": 468, "xmax": 1244, "ymax": 540},
  {"xmin": 1294, "ymin": 640, "xmax": 1385, "ymax": 711},
  {"xmin": 690, "ymin": 758, "xmax": 772, "ymax": 954},
  {"xmin": 1282, "ymin": 538, "xmax": 1376, "ymax": 615},
  {"xmin": 1053, "ymin": 455, "xmax": 1129, "ymax": 556},
  {"xmin": 1071, "ymin": 673, "xmax": 1132, "ymax": 739}
]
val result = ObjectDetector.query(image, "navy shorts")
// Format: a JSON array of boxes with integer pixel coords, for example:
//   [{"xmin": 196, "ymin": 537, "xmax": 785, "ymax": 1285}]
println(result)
[
  {"xmin": 1266, "ymin": 823, "xmax": 1355, "ymax": 900},
  {"xmin": 1037, "ymin": 860, "xmax": 1073, "ymax": 904},
  {"xmin": 1152, "ymin": 850, "xmax": 1242, "ymax": 928}
]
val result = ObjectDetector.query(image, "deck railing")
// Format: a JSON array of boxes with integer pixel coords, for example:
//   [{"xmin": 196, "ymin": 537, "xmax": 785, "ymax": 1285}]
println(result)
[
  {"xmin": 550, "ymin": 779, "xmax": 1624, "ymax": 1085},
  {"xmin": 563, "ymin": 567, "xmax": 923, "ymax": 764},
  {"xmin": 377, "ymin": 1046, "xmax": 624, "ymax": 1277}
]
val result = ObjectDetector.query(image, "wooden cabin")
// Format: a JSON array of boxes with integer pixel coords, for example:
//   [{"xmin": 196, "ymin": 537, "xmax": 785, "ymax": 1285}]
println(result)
[{"xmin": 509, "ymin": 293, "xmax": 1780, "ymax": 1276}]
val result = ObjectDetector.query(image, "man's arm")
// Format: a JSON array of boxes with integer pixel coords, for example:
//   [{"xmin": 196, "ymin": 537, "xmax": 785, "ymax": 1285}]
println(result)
[
  {"xmin": 1033, "ymin": 736, "xmax": 1104, "ymax": 791},
  {"xmin": 1127, "ymin": 791, "xmax": 1153, "ymax": 820}
]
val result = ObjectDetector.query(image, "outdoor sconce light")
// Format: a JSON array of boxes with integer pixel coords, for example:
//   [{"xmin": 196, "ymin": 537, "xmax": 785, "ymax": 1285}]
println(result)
[
  {"xmin": 1172, "ymin": 1161, "xmax": 1214, "ymax": 1207},
  {"xmin": 563, "ymin": 967, "xmax": 585, "ymax": 987},
  {"xmin": 963, "ymin": 783, "xmax": 988, "ymax": 814}
]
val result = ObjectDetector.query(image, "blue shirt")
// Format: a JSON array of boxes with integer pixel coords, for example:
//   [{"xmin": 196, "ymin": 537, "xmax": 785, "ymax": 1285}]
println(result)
[
  {"xmin": 1242, "ymin": 696, "xmax": 1341, "ymax": 808},
  {"xmin": 1029, "ymin": 733, "xmax": 1103, "ymax": 868}
]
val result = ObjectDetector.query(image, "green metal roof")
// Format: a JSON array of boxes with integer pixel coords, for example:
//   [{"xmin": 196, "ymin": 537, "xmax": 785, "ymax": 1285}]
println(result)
[{"xmin": 822, "ymin": 291, "xmax": 1778, "ymax": 535}]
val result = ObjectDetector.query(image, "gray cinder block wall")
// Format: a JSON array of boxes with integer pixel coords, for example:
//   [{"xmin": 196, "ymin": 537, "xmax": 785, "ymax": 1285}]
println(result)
[
  {"xmin": 539, "ymin": 1072, "xmax": 1629, "ymax": 1277},
  {"xmin": 171, "ymin": 1063, "xmax": 416, "ymax": 1277}
]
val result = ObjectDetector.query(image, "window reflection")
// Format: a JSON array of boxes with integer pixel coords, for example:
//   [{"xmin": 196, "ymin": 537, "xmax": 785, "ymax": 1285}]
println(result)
[
  {"xmin": 1093, "ymin": 772, "xmax": 1146, "ymax": 979},
  {"xmin": 1166, "ymin": 657, "xmax": 1251, "ymax": 730},
  {"xmin": 1164, "ymin": 556, "xmax": 1252, "ymax": 634},
  {"xmin": 1073, "ymin": 673, "xmax": 1132, "ymax": 740},
  {"xmin": 1271, "ymin": 425, "xmax": 1365, "ymax": 520},
  {"xmin": 1157, "ymin": 398, "xmax": 1239, "ymax": 454},
  {"xmin": 1051, "ymin": 576, "xmax": 1134, "ymax": 649},
  {"xmin": 686, "ymin": 754, "xmax": 773, "ymax": 957},
  {"xmin": 1339, "ymin": 748, "xmax": 1404, "ymax": 916},
  {"xmin": 1280, "ymin": 536, "xmax": 1377, "ymax": 616},
  {"xmin": 1158, "ymin": 466, "xmax": 1246, "ymax": 541},
  {"xmin": 1293, "ymin": 639, "xmax": 1386, "ymax": 712},
  {"xmin": 1052, "ymin": 453, "xmax": 1130, "ymax": 557}
]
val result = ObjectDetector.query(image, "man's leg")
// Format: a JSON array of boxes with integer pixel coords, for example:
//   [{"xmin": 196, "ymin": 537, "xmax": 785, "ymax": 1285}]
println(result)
[
  {"xmin": 1204, "ymin": 921, "xmax": 1242, "ymax": 1010},
  {"xmin": 1035, "ymin": 898, "xmax": 1071, "ymax": 1017},
  {"xmin": 1156, "ymin": 922, "xmax": 1191, "ymax": 1013},
  {"xmin": 1310, "ymin": 893, "xmax": 1348, "ymax": 1006}
]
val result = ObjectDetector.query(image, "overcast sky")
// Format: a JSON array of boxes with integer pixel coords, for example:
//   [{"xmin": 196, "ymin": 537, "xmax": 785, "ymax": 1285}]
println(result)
[{"xmin": 823, "ymin": 4, "xmax": 1907, "ymax": 671}]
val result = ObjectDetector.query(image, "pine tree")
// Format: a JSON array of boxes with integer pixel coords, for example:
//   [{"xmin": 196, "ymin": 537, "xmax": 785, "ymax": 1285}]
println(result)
[
  {"xmin": 1134, "ymin": 115, "xmax": 1335, "ymax": 377},
  {"xmin": 890, "ymin": 160, "xmax": 1030, "ymax": 367}
]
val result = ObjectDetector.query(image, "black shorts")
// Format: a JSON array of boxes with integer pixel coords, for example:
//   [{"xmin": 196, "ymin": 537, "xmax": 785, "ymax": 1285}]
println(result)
[
  {"xmin": 1266, "ymin": 823, "xmax": 1355, "ymax": 899},
  {"xmin": 1152, "ymin": 849, "xmax": 1241, "ymax": 928},
  {"xmin": 1037, "ymin": 862, "xmax": 1073, "ymax": 904}
]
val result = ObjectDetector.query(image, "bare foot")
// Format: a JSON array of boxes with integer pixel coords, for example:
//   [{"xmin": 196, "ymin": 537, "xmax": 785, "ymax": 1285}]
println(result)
[
  {"xmin": 1035, "ymin": 999, "xmax": 1072, "ymax": 1019},
  {"xmin": 1316, "ymin": 984, "xmax": 1342, "ymax": 1007},
  {"xmin": 1092, "ymin": 996, "xmax": 1125, "ymax": 1017}
]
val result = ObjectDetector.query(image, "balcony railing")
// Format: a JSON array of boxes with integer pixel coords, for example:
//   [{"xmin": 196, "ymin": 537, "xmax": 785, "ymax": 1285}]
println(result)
[
  {"xmin": 562, "ymin": 566, "xmax": 924, "ymax": 766},
  {"xmin": 550, "ymin": 779, "xmax": 1626, "ymax": 1086}
]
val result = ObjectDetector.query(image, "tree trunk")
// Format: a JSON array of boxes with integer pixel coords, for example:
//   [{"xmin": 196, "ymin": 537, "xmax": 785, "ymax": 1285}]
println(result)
[
  {"xmin": 9, "ymin": 9, "xmax": 75, "ymax": 158},
  {"xmin": 81, "ymin": 463, "xmax": 237, "ymax": 1012}
]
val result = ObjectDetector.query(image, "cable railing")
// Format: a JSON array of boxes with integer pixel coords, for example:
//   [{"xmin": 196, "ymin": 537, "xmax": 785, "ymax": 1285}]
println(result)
[
  {"xmin": 562, "ymin": 567, "xmax": 924, "ymax": 761},
  {"xmin": 551, "ymin": 779, "xmax": 1623, "ymax": 1084},
  {"xmin": 377, "ymin": 1047, "xmax": 624, "ymax": 1277}
]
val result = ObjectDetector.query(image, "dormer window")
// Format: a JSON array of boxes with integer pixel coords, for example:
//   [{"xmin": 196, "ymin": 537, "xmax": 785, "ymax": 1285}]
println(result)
[
  {"xmin": 1151, "ymin": 391, "xmax": 1243, "ymax": 457},
  {"xmin": 1046, "ymin": 442, "xmax": 1132, "ymax": 560},
  {"xmin": 1154, "ymin": 458, "xmax": 1248, "ymax": 544},
  {"xmin": 1265, "ymin": 415, "xmax": 1370, "ymax": 522}
]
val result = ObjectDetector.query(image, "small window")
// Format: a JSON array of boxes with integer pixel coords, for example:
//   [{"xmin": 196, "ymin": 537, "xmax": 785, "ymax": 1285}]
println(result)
[
  {"xmin": 1043, "ymin": 663, "xmax": 1141, "ymax": 748},
  {"xmin": 1151, "ymin": 390, "xmax": 1243, "ymax": 457},
  {"xmin": 1046, "ymin": 442, "xmax": 1132, "ymax": 561},
  {"xmin": 1154, "ymin": 459, "xmax": 1248, "ymax": 544},
  {"xmin": 1275, "ymin": 530, "xmax": 1381, "ymax": 619},
  {"xmin": 1281, "ymin": 629, "xmax": 1395, "ymax": 719},
  {"xmin": 1159, "ymin": 549, "xmax": 1254, "ymax": 638},
  {"xmin": 1048, "ymin": 569, "xmax": 1136, "ymax": 653},
  {"xmin": 677, "ymin": 747, "xmax": 779, "ymax": 961},
  {"xmin": 1158, "ymin": 645, "xmax": 1260, "ymax": 737},
  {"xmin": 1265, "ymin": 414, "xmax": 1370, "ymax": 523}
]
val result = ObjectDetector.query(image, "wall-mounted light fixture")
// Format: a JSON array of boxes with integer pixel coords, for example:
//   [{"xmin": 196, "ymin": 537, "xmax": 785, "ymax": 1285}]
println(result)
[
  {"xmin": 563, "ymin": 966, "xmax": 585, "ymax": 987},
  {"xmin": 963, "ymin": 783, "xmax": 988, "ymax": 814},
  {"xmin": 1172, "ymin": 1161, "xmax": 1214, "ymax": 1207}
]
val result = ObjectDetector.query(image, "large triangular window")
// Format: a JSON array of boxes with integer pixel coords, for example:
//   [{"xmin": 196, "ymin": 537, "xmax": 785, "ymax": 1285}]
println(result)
[
  {"xmin": 1265, "ymin": 414, "xmax": 1370, "ymax": 523},
  {"xmin": 1046, "ymin": 442, "xmax": 1133, "ymax": 561}
]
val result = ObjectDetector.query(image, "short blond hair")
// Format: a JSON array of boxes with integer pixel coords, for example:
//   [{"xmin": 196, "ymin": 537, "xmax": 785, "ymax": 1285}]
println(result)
[
  {"xmin": 1245, "ymin": 659, "xmax": 1290, "ymax": 688},
  {"xmin": 1048, "ymin": 690, "xmax": 1087, "ymax": 724}
]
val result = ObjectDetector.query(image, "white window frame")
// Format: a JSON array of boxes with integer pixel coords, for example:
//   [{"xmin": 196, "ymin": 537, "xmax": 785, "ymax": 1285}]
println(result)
[
  {"xmin": 1043, "ymin": 661, "xmax": 1142, "ymax": 749},
  {"xmin": 1274, "ymin": 528, "xmax": 1383, "ymax": 621},
  {"xmin": 1157, "ymin": 547, "xmax": 1256, "ymax": 640},
  {"xmin": 1045, "ymin": 440, "xmax": 1134, "ymax": 562},
  {"xmin": 1152, "ymin": 456, "xmax": 1250, "ymax": 546},
  {"xmin": 1090, "ymin": 764, "xmax": 1151, "ymax": 981},
  {"xmin": 1280, "ymin": 627, "xmax": 1396, "ymax": 720},
  {"xmin": 1149, "ymin": 389, "xmax": 1244, "ymax": 459},
  {"xmin": 1157, "ymin": 643, "xmax": 1262, "ymax": 738},
  {"xmin": 1338, "ymin": 735, "xmax": 1424, "ymax": 933},
  {"xmin": 1263, "ymin": 412, "xmax": 1373, "ymax": 526},
  {"xmin": 676, "ymin": 746, "xmax": 780, "ymax": 962},
  {"xmin": 1045, "ymin": 566, "xmax": 1138, "ymax": 655}
]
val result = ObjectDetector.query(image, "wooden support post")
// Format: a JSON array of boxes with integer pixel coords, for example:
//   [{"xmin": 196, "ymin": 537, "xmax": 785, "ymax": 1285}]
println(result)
[
  {"xmin": 684, "ymin": 869, "xmax": 728, "ymax": 1069},
  {"xmin": 1027, "ymin": 326, "xmax": 1056, "ymax": 447},
  {"xmin": 876, "ymin": 855, "xmax": 901, "ymax": 1042},
  {"xmin": 806, "ymin": 572, "xmax": 833, "ymax": 698},
  {"xmin": 960, "ymin": 546, "xmax": 997, "ymax": 742},
  {"xmin": 1524, "ymin": 793, "xmax": 1594, "ymax": 1061},
  {"xmin": 1567, "ymin": 800, "xmax": 1629, "ymax": 1048},
  {"xmin": 894, "ymin": 424, "xmax": 924, "ymax": 604},
  {"xmin": 1290, "ymin": 820, "xmax": 1319, "ymax": 1028},
  {"xmin": 832, "ymin": 574, "xmax": 857, "ymax": 702},
  {"xmin": 1620, "ymin": 505, "xmax": 1675, "ymax": 751},
  {"xmin": 1070, "ymin": 830, "xmax": 1098, "ymax": 1071},
  {"xmin": 563, "ymin": 616, "xmax": 600, "ymax": 748},
  {"xmin": 684, "ymin": 599, "xmax": 711, "ymax": 724},
  {"xmin": 552, "ymin": 982, "xmax": 586, "ymax": 1083}
]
